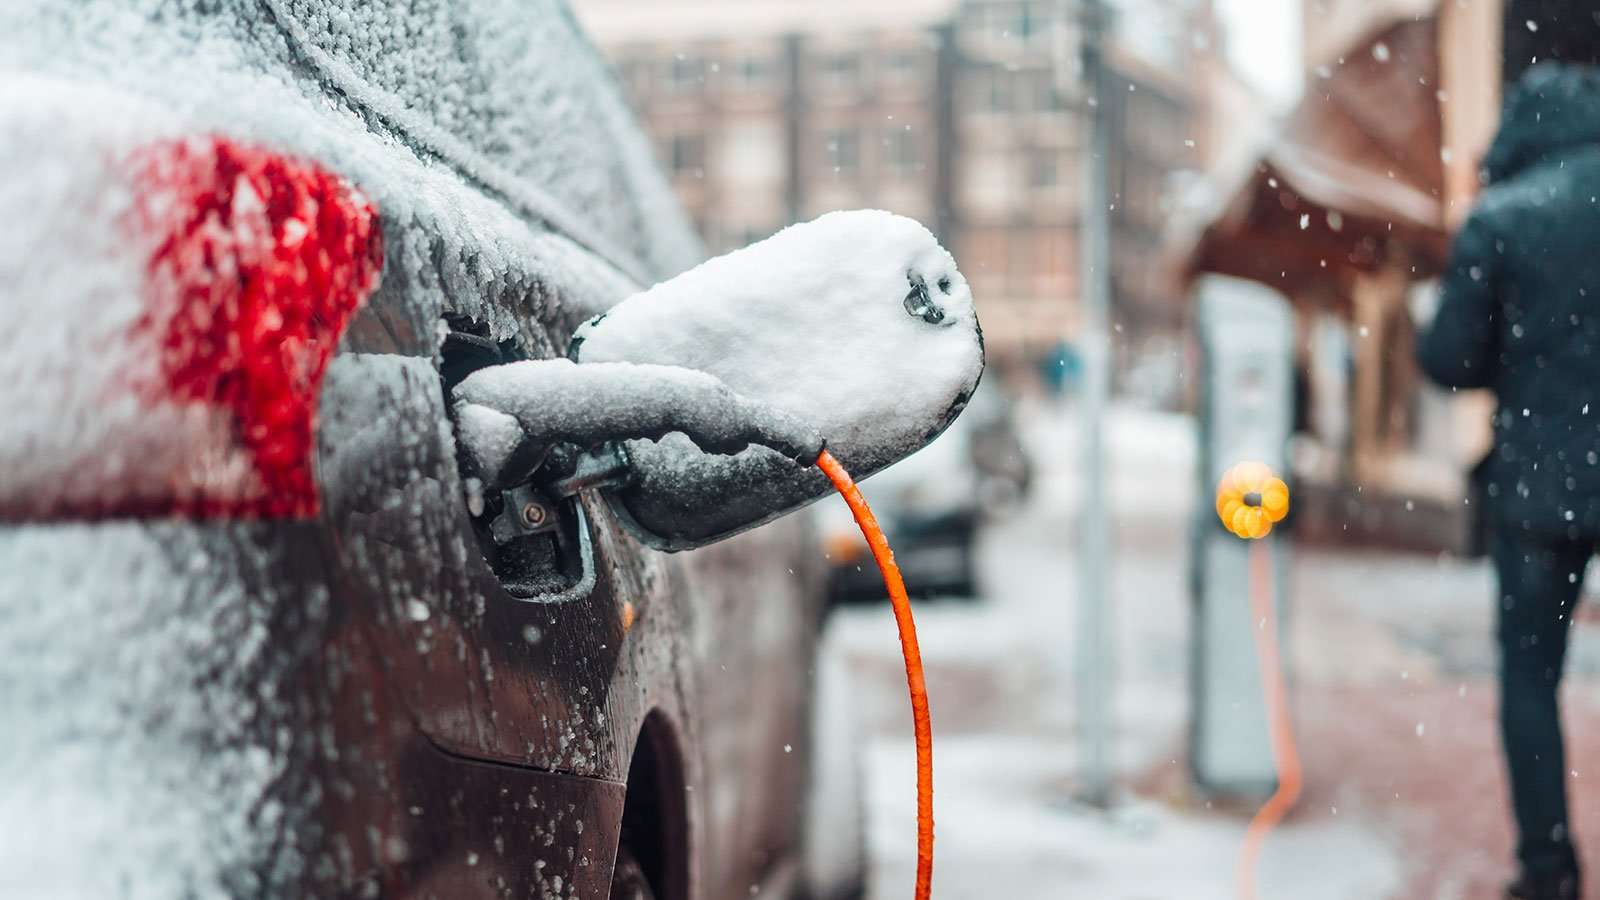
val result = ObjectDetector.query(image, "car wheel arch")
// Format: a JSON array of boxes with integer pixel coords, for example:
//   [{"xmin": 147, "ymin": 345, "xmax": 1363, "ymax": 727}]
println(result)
[{"xmin": 615, "ymin": 707, "xmax": 691, "ymax": 900}]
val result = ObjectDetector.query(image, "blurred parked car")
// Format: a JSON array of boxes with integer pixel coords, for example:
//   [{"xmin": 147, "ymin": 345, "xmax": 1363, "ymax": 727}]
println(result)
[
  {"xmin": 0, "ymin": 3, "xmax": 863, "ymax": 899},
  {"xmin": 817, "ymin": 376, "xmax": 1031, "ymax": 602}
]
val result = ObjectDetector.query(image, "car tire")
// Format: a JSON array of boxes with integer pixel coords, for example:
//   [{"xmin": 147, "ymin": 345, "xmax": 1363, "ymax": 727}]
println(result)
[{"xmin": 609, "ymin": 845, "xmax": 655, "ymax": 900}]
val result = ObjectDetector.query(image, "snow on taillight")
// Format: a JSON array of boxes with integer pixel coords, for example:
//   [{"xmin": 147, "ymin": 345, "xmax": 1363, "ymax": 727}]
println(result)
[
  {"xmin": 0, "ymin": 133, "xmax": 382, "ymax": 521},
  {"xmin": 130, "ymin": 137, "xmax": 383, "ymax": 518}
]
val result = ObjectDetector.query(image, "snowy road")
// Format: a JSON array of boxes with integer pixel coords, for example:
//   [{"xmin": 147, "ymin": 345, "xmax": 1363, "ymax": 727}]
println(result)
[{"xmin": 822, "ymin": 400, "xmax": 1600, "ymax": 899}]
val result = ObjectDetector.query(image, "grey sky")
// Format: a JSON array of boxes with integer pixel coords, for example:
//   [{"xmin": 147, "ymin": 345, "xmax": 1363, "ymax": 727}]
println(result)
[{"xmin": 1216, "ymin": 0, "xmax": 1302, "ymax": 107}]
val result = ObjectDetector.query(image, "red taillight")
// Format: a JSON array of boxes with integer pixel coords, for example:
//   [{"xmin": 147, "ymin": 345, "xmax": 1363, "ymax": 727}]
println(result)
[
  {"xmin": 0, "ymin": 134, "xmax": 382, "ymax": 523},
  {"xmin": 125, "ymin": 136, "xmax": 383, "ymax": 519}
]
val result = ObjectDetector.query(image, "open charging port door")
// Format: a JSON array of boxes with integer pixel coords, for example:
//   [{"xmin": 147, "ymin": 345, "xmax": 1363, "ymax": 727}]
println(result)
[{"xmin": 440, "ymin": 317, "xmax": 595, "ymax": 603}]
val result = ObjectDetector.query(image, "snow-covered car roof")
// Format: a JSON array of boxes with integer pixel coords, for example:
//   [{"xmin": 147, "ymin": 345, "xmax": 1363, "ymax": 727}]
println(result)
[{"xmin": 2, "ymin": 0, "xmax": 701, "ymax": 297}]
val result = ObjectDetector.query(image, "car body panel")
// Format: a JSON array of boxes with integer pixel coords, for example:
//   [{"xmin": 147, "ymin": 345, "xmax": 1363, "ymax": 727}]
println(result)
[{"xmin": 1, "ymin": 3, "xmax": 831, "ymax": 898}]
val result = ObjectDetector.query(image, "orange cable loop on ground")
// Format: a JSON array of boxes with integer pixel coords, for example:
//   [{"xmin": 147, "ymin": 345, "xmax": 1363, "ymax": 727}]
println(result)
[
  {"xmin": 816, "ymin": 449, "xmax": 934, "ymax": 900},
  {"xmin": 1236, "ymin": 538, "xmax": 1303, "ymax": 900}
]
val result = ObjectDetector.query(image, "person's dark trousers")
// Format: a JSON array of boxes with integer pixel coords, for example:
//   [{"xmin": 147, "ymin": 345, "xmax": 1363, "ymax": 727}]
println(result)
[{"xmin": 1493, "ymin": 528, "xmax": 1588, "ymax": 880}]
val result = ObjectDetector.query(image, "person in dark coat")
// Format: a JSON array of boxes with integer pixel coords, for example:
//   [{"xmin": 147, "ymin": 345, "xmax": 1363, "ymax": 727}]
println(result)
[{"xmin": 1418, "ymin": 62, "xmax": 1600, "ymax": 900}]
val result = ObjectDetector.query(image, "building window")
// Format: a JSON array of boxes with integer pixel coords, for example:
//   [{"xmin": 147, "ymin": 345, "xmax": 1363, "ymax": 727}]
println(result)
[
  {"xmin": 963, "ymin": 151, "xmax": 1019, "ymax": 216},
  {"xmin": 1007, "ymin": 230, "xmax": 1034, "ymax": 294},
  {"xmin": 722, "ymin": 121, "xmax": 783, "ymax": 184},
  {"xmin": 977, "ymin": 4, "xmax": 1010, "ymax": 41},
  {"xmin": 667, "ymin": 54, "xmax": 705, "ymax": 93},
  {"xmin": 1035, "ymin": 75, "xmax": 1068, "ymax": 113},
  {"xmin": 819, "ymin": 51, "xmax": 861, "ymax": 90},
  {"xmin": 1013, "ymin": 1, "xmax": 1042, "ymax": 42},
  {"xmin": 884, "ymin": 48, "xmax": 922, "ymax": 82},
  {"xmin": 616, "ymin": 59, "xmax": 645, "ymax": 98},
  {"xmin": 710, "ymin": 223, "xmax": 772, "ymax": 255},
  {"xmin": 667, "ymin": 134, "xmax": 705, "ymax": 176},
  {"xmin": 1030, "ymin": 153, "xmax": 1060, "ymax": 188},
  {"xmin": 734, "ymin": 54, "xmax": 773, "ymax": 90},
  {"xmin": 884, "ymin": 127, "xmax": 921, "ymax": 177},
  {"xmin": 975, "ymin": 1, "xmax": 1049, "ymax": 44},
  {"xmin": 734, "ymin": 225, "xmax": 772, "ymax": 248},
  {"xmin": 961, "ymin": 227, "xmax": 1008, "ymax": 290},
  {"xmin": 981, "ymin": 68, "xmax": 1015, "ymax": 113},
  {"xmin": 1038, "ymin": 228, "xmax": 1074, "ymax": 283},
  {"xmin": 824, "ymin": 128, "xmax": 859, "ymax": 174}
]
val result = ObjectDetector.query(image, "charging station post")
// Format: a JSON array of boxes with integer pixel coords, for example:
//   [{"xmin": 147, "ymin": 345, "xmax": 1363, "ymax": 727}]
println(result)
[
  {"xmin": 1190, "ymin": 276, "xmax": 1294, "ymax": 796},
  {"xmin": 1071, "ymin": 0, "xmax": 1115, "ymax": 809}
]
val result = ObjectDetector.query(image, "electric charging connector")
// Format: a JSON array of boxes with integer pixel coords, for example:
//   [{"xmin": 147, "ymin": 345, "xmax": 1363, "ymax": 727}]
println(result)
[{"xmin": 450, "ymin": 363, "xmax": 937, "ymax": 900}]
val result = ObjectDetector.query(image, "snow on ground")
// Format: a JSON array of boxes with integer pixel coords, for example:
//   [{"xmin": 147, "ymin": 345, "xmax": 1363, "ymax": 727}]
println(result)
[
  {"xmin": 866, "ymin": 737, "xmax": 1398, "ymax": 900},
  {"xmin": 825, "ymin": 398, "xmax": 1405, "ymax": 898}
]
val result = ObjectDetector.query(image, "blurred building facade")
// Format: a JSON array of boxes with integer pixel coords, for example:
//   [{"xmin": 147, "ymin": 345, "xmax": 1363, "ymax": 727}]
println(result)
[
  {"xmin": 574, "ymin": 0, "xmax": 1212, "ymax": 397},
  {"xmin": 1183, "ymin": 0, "xmax": 1600, "ymax": 551}
]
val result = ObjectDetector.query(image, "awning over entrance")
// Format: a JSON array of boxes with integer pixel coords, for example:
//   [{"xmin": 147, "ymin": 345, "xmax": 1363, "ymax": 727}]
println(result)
[{"xmin": 1181, "ymin": 11, "xmax": 1451, "ymax": 310}]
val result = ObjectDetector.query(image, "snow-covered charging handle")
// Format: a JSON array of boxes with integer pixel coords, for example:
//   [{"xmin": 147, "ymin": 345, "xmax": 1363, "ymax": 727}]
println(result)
[{"xmin": 570, "ymin": 210, "xmax": 984, "ymax": 551}]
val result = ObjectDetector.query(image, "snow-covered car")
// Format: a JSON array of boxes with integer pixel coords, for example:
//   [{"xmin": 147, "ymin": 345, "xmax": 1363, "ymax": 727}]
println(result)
[
  {"xmin": 0, "ymin": 3, "xmax": 868, "ymax": 898},
  {"xmin": 817, "ymin": 376, "xmax": 1031, "ymax": 602}
]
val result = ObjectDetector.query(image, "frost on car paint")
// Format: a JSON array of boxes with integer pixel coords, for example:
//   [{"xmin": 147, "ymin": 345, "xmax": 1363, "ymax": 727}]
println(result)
[
  {"xmin": 0, "ymin": 131, "xmax": 383, "ymax": 520},
  {"xmin": 0, "ymin": 3, "xmax": 842, "ymax": 898},
  {"xmin": 1, "ymin": 0, "xmax": 694, "ymax": 352},
  {"xmin": 0, "ymin": 525, "xmax": 327, "ymax": 900},
  {"xmin": 130, "ymin": 136, "xmax": 383, "ymax": 517}
]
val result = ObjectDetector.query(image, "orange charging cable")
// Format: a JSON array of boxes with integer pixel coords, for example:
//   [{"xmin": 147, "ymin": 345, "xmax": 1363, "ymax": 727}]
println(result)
[
  {"xmin": 816, "ymin": 449, "xmax": 934, "ymax": 900},
  {"xmin": 1216, "ymin": 461, "xmax": 1300, "ymax": 900}
]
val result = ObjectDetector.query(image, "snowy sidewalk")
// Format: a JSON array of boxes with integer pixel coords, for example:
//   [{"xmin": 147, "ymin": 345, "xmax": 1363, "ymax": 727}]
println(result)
[
  {"xmin": 1279, "ymin": 551, "xmax": 1600, "ymax": 900},
  {"xmin": 825, "ymin": 401, "xmax": 1600, "ymax": 899}
]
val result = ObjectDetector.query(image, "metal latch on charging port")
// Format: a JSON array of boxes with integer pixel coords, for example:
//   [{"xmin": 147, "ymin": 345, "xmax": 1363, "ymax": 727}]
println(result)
[
  {"xmin": 485, "ymin": 444, "xmax": 633, "ymax": 546},
  {"xmin": 489, "ymin": 483, "xmax": 557, "ymax": 544}
]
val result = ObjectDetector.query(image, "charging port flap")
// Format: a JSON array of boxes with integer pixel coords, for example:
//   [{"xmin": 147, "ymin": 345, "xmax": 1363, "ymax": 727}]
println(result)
[{"xmin": 440, "ymin": 317, "xmax": 595, "ymax": 604}]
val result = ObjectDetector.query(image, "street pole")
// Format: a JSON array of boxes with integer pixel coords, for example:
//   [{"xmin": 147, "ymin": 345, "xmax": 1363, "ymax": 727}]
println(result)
[{"xmin": 1073, "ymin": 0, "xmax": 1114, "ymax": 809}]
